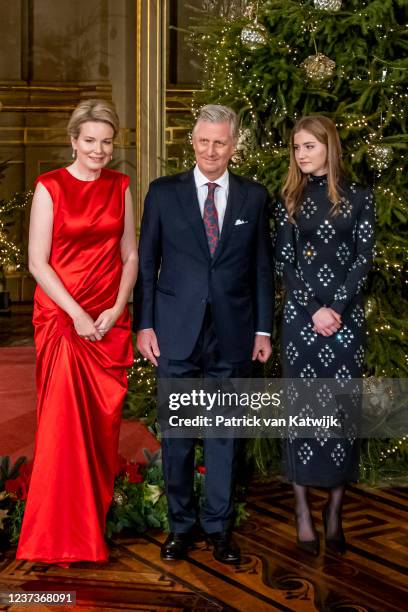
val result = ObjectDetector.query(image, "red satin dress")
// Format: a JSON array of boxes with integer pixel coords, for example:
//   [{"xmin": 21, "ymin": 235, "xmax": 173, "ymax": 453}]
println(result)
[{"xmin": 16, "ymin": 167, "xmax": 133, "ymax": 563}]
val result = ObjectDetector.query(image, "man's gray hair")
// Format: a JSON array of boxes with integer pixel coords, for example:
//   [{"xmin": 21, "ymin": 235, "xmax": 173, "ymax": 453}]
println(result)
[{"xmin": 193, "ymin": 104, "xmax": 240, "ymax": 143}]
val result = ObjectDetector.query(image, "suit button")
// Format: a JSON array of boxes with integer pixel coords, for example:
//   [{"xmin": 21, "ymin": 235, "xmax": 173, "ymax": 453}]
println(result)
[{"xmin": 201, "ymin": 298, "xmax": 206, "ymax": 304}]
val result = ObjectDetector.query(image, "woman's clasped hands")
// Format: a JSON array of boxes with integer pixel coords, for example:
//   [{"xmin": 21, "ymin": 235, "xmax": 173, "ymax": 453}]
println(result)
[
  {"xmin": 312, "ymin": 307, "xmax": 342, "ymax": 337},
  {"xmin": 73, "ymin": 307, "xmax": 120, "ymax": 341}
]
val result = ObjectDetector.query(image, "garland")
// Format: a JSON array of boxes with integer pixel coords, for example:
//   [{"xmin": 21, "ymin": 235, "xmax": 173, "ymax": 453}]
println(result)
[{"xmin": 0, "ymin": 451, "xmax": 248, "ymax": 551}]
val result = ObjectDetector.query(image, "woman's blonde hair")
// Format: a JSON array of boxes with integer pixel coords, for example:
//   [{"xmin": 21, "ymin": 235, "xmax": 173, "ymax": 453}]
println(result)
[
  {"xmin": 282, "ymin": 115, "xmax": 344, "ymax": 222},
  {"xmin": 67, "ymin": 99, "xmax": 119, "ymax": 139}
]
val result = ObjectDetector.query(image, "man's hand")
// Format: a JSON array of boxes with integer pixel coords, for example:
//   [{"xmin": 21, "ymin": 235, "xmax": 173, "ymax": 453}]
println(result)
[
  {"xmin": 312, "ymin": 307, "xmax": 342, "ymax": 337},
  {"xmin": 252, "ymin": 334, "xmax": 272, "ymax": 363},
  {"xmin": 136, "ymin": 328, "xmax": 161, "ymax": 366}
]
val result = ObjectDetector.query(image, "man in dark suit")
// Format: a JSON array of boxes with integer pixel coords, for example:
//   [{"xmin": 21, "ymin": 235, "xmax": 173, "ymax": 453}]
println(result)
[{"xmin": 133, "ymin": 104, "xmax": 274, "ymax": 564}]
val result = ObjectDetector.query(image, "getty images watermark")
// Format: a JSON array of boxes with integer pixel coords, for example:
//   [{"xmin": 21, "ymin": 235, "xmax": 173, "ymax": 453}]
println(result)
[
  {"xmin": 167, "ymin": 388, "xmax": 338, "ymax": 429},
  {"xmin": 157, "ymin": 378, "xmax": 408, "ymax": 439}
]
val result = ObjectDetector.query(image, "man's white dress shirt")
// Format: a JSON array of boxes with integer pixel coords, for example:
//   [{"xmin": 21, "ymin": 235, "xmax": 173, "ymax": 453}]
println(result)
[
  {"xmin": 194, "ymin": 165, "xmax": 229, "ymax": 233},
  {"xmin": 193, "ymin": 164, "xmax": 270, "ymax": 338}
]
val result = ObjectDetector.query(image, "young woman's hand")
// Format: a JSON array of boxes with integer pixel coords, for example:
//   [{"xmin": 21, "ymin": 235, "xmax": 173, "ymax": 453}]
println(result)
[{"xmin": 312, "ymin": 307, "xmax": 342, "ymax": 337}]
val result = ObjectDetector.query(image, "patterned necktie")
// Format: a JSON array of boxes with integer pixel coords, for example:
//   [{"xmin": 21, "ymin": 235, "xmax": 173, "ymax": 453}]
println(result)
[{"xmin": 203, "ymin": 182, "xmax": 219, "ymax": 256}]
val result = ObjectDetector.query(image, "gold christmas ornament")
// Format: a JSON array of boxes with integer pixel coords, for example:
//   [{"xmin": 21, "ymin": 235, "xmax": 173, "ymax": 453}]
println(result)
[
  {"xmin": 363, "ymin": 378, "xmax": 392, "ymax": 419},
  {"xmin": 232, "ymin": 127, "xmax": 256, "ymax": 163},
  {"xmin": 113, "ymin": 488, "xmax": 127, "ymax": 506},
  {"xmin": 313, "ymin": 0, "xmax": 342, "ymax": 10},
  {"xmin": 203, "ymin": 0, "xmax": 250, "ymax": 20},
  {"xmin": 301, "ymin": 53, "xmax": 336, "ymax": 81},
  {"xmin": 0, "ymin": 507, "xmax": 9, "ymax": 531},
  {"xmin": 241, "ymin": 23, "xmax": 267, "ymax": 50},
  {"xmin": 367, "ymin": 144, "xmax": 393, "ymax": 171}
]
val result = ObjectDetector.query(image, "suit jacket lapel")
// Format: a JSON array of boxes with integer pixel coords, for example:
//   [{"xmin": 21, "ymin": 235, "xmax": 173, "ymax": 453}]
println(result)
[
  {"xmin": 212, "ymin": 171, "xmax": 247, "ymax": 265},
  {"xmin": 176, "ymin": 170, "xmax": 210, "ymax": 260}
]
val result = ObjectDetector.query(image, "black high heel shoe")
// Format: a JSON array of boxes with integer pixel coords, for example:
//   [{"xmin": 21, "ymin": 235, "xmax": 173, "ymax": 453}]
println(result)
[
  {"xmin": 322, "ymin": 504, "xmax": 346, "ymax": 554},
  {"xmin": 295, "ymin": 516, "xmax": 320, "ymax": 556}
]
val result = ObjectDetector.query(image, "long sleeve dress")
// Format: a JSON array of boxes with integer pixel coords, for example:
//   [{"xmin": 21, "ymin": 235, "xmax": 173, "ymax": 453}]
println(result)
[{"xmin": 274, "ymin": 174, "xmax": 375, "ymax": 487}]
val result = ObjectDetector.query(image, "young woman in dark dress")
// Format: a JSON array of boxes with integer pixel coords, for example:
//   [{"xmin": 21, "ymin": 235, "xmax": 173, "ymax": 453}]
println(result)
[{"xmin": 274, "ymin": 116, "xmax": 375, "ymax": 555}]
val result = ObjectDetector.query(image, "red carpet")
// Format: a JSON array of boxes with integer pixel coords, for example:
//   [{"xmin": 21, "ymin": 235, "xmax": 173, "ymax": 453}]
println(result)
[{"xmin": 0, "ymin": 347, "xmax": 160, "ymax": 463}]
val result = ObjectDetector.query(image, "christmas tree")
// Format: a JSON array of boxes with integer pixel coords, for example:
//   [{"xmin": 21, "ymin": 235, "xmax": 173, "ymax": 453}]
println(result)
[
  {"xmin": 0, "ymin": 162, "xmax": 31, "ymax": 298},
  {"xmin": 184, "ymin": 0, "xmax": 408, "ymax": 482}
]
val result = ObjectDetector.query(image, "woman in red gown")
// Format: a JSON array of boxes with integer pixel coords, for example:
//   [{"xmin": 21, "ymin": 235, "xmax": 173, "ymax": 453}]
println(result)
[{"xmin": 16, "ymin": 99, "xmax": 138, "ymax": 564}]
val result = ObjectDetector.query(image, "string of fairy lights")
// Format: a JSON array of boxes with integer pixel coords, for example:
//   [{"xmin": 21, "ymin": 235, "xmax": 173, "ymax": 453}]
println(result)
[
  {"xmin": 192, "ymin": 2, "xmax": 407, "ymax": 230},
  {"xmin": 128, "ymin": 356, "xmax": 154, "ymax": 385},
  {"xmin": 0, "ymin": 191, "xmax": 32, "ymax": 272},
  {"xmin": 379, "ymin": 436, "xmax": 407, "ymax": 464},
  {"xmin": 127, "ymin": 356, "xmax": 155, "ymax": 416},
  {"xmin": 187, "ymin": 0, "xmax": 408, "ymax": 473}
]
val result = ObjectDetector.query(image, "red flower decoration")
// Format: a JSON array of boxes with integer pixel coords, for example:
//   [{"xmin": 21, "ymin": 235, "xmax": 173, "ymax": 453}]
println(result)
[
  {"xmin": 115, "ymin": 454, "xmax": 144, "ymax": 483},
  {"xmin": 5, "ymin": 462, "xmax": 33, "ymax": 501},
  {"xmin": 126, "ymin": 462, "xmax": 144, "ymax": 483},
  {"xmin": 197, "ymin": 466, "xmax": 206, "ymax": 474}
]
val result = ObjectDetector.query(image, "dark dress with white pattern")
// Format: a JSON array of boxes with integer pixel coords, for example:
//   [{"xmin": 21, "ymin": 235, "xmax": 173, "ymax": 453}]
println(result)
[{"xmin": 274, "ymin": 175, "xmax": 375, "ymax": 487}]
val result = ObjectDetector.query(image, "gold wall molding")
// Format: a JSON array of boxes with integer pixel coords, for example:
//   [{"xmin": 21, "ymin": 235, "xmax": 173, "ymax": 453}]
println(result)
[
  {"xmin": 165, "ymin": 87, "xmax": 198, "ymax": 111},
  {"xmin": 0, "ymin": 3, "xmax": 166, "ymax": 237},
  {"xmin": 135, "ymin": 0, "xmax": 166, "ymax": 224},
  {"xmin": 164, "ymin": 87, "xmax": 196, "ymax": 168},
  {"xmin": 165, "ymin": 126, "xmax": 190, "ymax": 146},
  {"xmin": 0, "ymin": 82, "xmax": 113, "ymax": 112}
]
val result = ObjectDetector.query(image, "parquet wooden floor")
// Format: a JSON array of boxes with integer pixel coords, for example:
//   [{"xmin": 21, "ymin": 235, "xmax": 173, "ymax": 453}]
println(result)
[{"xmin": 0, "ymin": 481, "xmax": 406, "ymax": 612}]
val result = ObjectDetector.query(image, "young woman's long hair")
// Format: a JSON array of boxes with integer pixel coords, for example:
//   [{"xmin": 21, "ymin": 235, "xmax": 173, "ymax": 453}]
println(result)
[{"xmin": 282, "ymin": 115, "xmax": 345, "ymax": 222}]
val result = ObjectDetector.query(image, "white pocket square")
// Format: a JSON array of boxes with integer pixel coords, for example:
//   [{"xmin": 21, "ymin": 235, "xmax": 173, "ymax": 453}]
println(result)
[{"xmin": 234, "ymin": 219, "xmax": 248, "ymax": 226}]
